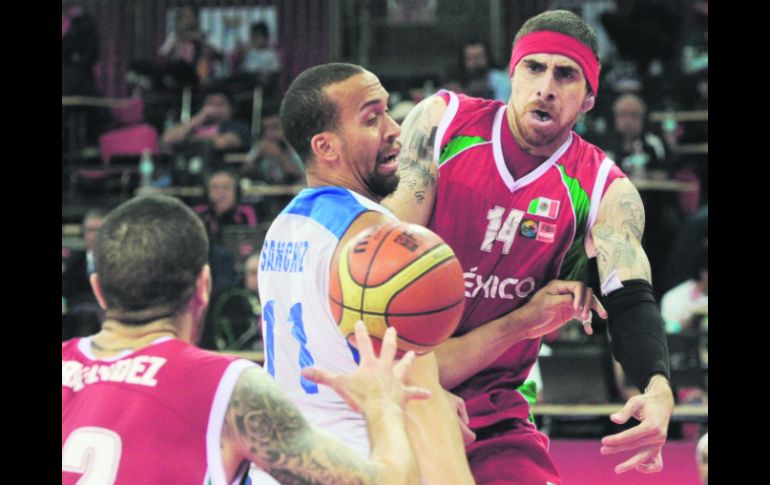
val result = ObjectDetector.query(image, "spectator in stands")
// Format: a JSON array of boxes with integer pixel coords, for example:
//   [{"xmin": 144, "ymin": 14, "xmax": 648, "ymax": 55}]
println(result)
[
  {"xmin": 157, "ymin": 6, "xmax": 221, "ymax": 88},
  {"xmin": 162, "ymin": 87, "xmax": 251, "ymax": 170},
  {"xmin": 62, "ymin": 0, "xmax": 98, "ymax": 96},
  {"xmin": 458, "ymin": 40, "xmax": 511, "ymax": 102},
  {"xmin": 193, "ymin": 171, "xmax": 257, "ymax": 350},
  {"xmin": 604, "ymin": 93, "xmax": 669, "ymax": 178},
  {"xmin": 62, "ymin": 208, "xmax": 107, "ymax": 338},
  {"xmin": 231, "ymin": 21, "xmax": 281, "ymax": 92},
  {"xmin": 244, "ymin": 252, "xmax": 260, "ymax": 296},
  {"xmin": 242, "ymin": 100, "xmax": 304, "ymax": 185},
  {"xmin": 194, "ymin": 169, "xmax": 257, "ymax": 244},
  {"xmin": 661, "ymin": 239, "xmax": 708, "ymax": 334}
]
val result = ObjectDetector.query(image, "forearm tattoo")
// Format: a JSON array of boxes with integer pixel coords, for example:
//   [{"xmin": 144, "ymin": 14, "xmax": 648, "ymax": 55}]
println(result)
[
  {"xmin": 224, "ymin": 369, "xmax": 376, "ymax": 485},
  {"xmin": 593, "ymin": 189, "xmax": 652, "ymax": 282},
  {"xmin": 396, "ymin": 100, "xmax": 440, "ymax": 204}
]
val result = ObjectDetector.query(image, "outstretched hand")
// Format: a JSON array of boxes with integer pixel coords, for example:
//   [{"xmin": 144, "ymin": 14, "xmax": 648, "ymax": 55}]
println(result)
[
  {"xmin": 600, "ymin": 375, "xmax": 675, "ymax": 474},
  {"xmin": 302, "ymin": 321, "xmax": 432, "ymax": 414}
]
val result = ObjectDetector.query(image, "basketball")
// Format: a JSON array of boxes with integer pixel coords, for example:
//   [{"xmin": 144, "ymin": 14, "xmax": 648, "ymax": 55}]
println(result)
[{"xmin": 329, "ymin": 221, "xmax": 465, "ymax": 355}]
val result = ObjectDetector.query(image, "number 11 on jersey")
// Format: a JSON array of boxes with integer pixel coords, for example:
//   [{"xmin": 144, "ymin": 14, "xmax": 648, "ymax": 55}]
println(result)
[{"xmin": 263, "ymin": 300, "xmax": 319, "ymax": 394}]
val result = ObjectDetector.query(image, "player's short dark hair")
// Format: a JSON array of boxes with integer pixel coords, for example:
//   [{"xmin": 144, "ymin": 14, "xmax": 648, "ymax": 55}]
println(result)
[
  {"xmin": 514, "ymin": 10, "xmax": 599, "ymax": 60},
  {"xmin": 94, "ymin": 195, "xmax": 209, "ymax": 324},
  {"xmin": 280, "ymin": 63, "xmax": 366, "ymax": 164},
  {"xmin": 513, "ymin": 10, "xmax": 600, "ymax": 94}
]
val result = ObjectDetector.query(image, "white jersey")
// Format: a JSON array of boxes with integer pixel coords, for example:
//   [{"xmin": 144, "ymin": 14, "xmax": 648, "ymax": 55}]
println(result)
[{"xmin": 258, "ymin": 186, "xmax": 396, "ymax": 456}]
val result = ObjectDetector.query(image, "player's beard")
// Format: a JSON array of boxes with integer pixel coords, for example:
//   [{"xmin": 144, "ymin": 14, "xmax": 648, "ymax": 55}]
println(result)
[
  {"xmin": 511, "ymin": 103, "xmax": 569, "ymax": 151},
  {"xmin": 365, "ymin": 168, "xmax": 400, "ymax": 199}
]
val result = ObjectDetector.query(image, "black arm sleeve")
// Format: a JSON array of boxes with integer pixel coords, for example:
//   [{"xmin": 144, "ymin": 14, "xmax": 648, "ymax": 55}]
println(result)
[{"xmin": 603, "ymin": 279, "xmax": 671, "ymax": 391}]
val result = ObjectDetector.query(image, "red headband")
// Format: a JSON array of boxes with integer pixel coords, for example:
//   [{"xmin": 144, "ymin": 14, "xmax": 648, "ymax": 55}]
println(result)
[{"xmin": 509, "ymin": 31, "xmax": 600, "ymax": 95}]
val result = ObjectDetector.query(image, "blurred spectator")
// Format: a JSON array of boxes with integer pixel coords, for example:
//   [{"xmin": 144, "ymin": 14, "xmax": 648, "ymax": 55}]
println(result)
[
  {"xmin": 192, "ymin": 169, "xmax": 257, "ymax": 352},
  {"xmin": 194, "ymin": 169, "xmax": 257, "ymax": 245},
  {"xmin": 231, "ymin": 21, "xmax": 281, "ymax": 93},
  {"xmin": 244, "ymin": 252, "xmax": 260, "ymax": 296},
  {"xmin": 242, "ymin": 100, "xmax": 303, "ymax": 185},
  {"xmin": 200, "ymin": 251, "xmax": 262, "ymax": 351},
  {"xmin": 162, "ymin": 87, "xmax": 251, "ymax": 171},
  {"xmin": 604, "ymin": 93, "xmax": 669, "ymax": 178},
  {"xmin": 62, "ymin": 0, "xmax": 98, "ymax": 96},
  {"xmin": 458, "ymin": 40, "xmax": 511, "ymax": 102},
  {"xmin": 62, "ymin": 208, "xmax": 107, "ymax": 339},
  {"xmin": 157, "ymin": 6, "xmax": 221, "ymax": 88},
  {"xmin": 661, "ymin": 239, "xmax": 708, "ymax": 334}
]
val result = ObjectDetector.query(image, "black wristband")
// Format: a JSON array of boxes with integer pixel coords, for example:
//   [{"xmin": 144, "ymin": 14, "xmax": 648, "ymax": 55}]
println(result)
[{"xmin": 603, "ymin": 279, "xmax": 671, "ymax": 391}]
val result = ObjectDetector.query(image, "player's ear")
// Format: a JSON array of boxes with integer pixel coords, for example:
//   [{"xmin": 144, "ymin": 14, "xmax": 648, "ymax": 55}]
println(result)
[
  {"xmin": 194, "ymin": 264, "xmax": 212, "ymax": 307},
  {"xmin": 580, "ymin": 93, "xmax": 596, "ymax": 113},
  {"xmin": 311, "ymin": 132, "xmax": 339, "ymax": 164},
  {"xmin": 89, "ymin": 273, "xmax": 108, "ymax": 310}
]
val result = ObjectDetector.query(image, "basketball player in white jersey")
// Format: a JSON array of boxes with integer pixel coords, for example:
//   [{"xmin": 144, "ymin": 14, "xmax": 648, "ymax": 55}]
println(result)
[{"xmin": 257, "ymin": 63, "xmax": 475, "ymax": 484}]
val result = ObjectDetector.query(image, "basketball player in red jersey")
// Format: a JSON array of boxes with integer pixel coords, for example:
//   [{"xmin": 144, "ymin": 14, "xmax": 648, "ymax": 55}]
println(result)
[
  {"xmin": 385, "ymin": 9, "xmax": 675, "ymax": 484},
  {"xmin": 62, "ymin": 194, "xmax": 432, "ymax": 485}
]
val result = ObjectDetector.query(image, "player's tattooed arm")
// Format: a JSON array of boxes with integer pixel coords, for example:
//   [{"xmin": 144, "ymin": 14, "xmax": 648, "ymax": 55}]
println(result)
[
  {"xmin": 382, "ymin": 95, "xmax": 447, "ymax": 225},
  {"xmin": 591, "ymin": 177, "xmax": 652, "ymax": 284},
  {"xmin": 224, "ymin": 366, "xmax": 380, "ymax": 485}
]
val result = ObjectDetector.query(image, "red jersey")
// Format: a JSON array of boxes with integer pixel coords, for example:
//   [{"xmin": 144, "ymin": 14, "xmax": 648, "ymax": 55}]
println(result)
[
  {"xmin": 431, "ymin": 91, "xmax": 625, "ymax": 426},
  {"xmin": 62, "ymin": 336, "xmax": 257, "ymax": 485}
]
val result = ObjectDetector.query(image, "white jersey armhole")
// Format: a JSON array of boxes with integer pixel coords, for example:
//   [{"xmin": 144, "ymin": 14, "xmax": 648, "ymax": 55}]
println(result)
[
  {"xmin": 584, "ymin": 157, "xmax": 616, "ymax": 258},
  {"xmin": 433, "ymin": 90, "xmax": 460, "ymax": 168},
  {"xmin": 205, "ymin": 359, "xmax": 259, "ymax": 485}
]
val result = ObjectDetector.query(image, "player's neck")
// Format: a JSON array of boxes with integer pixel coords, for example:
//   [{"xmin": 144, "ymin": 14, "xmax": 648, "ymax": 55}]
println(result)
[
  {"xmin": 306, "ymin": 169, "xmax": 382, "ymax": 204},
  {"xmin": 91, "ymin": 319, "xmax": 179, "ymax": 357}
]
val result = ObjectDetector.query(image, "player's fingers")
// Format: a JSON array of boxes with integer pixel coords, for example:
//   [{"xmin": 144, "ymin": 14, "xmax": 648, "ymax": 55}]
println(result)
[
  {"xmin": 614, "ymin": 446, "xmax": 658, "ymax": 474},
  {"xmin": 580, "ymin": 287, "xmax": 593, "ymax": 321},
  {"xmin": 301, "ymin": 367, "xmax": 337, "ymax": 387},
  {"xmin": 571, "ymin": 282, "xmax": 586, "ymax": 311},
  {"xmin": 403, "ymin": 386, "xmax": 432, "ymax": 402},
  {"xmin": 582, "ymin": 319, "xmax": 594, "ymax": 335},
  {"xmin": 458, "ymin": 420, "xmax": 477, "ymax": 445},
  {"xmin": 353, "ymin": 321, "xmax": 375, "ymax": 362},
  {"xmin": 600, "ymin": 431, "xmax": 662, "ymax": 455},
  {"xmin": 302, "ymin": 369, "xmax": 362, "ymax": 413},
  {"xmin": 635, "ymin": 450, "xmax": 663, "ymax": 473},
  {"xmin": 602, "ymin": 420, "xmax": 658, "ymax": 448},
  {"xmin": 393, "ymin": 350, "xmax": 416, "ymax": 380},
  {"xmin": 380, "ymin": 327, "xmax": 398, "ymax": 366},
  {"xmin": 607, "ymin": 395, "xmax": 644, "ymax": 427},
  {"xmin": 453, "ymin": 394, "xmax": 470, "ymax": 424},
  {"xmin": 592, "ymin": 294, "xmax": 608, "ymax": 319}
]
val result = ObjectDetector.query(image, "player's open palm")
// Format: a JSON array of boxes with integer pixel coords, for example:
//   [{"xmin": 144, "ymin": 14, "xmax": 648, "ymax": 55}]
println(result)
[
  {"xmin": 302, "ymin": 321, "xmax": 432, "ymax": 414},
  {"xmin": 518, "ymin": 279, "xmax": 608, "ymax": 339}
]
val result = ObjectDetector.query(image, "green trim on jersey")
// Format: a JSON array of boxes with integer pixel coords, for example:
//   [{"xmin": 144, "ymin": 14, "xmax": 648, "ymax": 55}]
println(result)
[
  {"xmin": 438, "ymin": 135, "xmax": 487, "ymax": 166},
  {"xmin": 517, "ymin": 380, "xmax": 538, "ymax": 424},
  {"xmin": 556, "ymin": 164, "xmax": 592, "ymax": 281}
]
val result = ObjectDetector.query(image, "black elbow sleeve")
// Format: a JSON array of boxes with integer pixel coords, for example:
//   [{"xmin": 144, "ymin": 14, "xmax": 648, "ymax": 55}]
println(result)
[{"xmin": 604, "ymin": 279, "xmax": 670, "ymax": 391}]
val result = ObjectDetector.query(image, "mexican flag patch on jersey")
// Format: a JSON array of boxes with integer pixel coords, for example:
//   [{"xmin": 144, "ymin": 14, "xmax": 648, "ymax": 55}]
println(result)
[{"xmin": 527, "ymin": 197, "xmax": 560, "ymax": 219}]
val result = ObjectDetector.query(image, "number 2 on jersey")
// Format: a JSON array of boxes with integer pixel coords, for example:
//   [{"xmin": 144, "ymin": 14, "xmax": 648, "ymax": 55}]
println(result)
[
  {"xmin": 264, "ymin": 301, "xmax": 319, "ymax": 394},
  {"xmin": 62, "ymin": 427, "xmax": 122, "ymax": 485}
]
